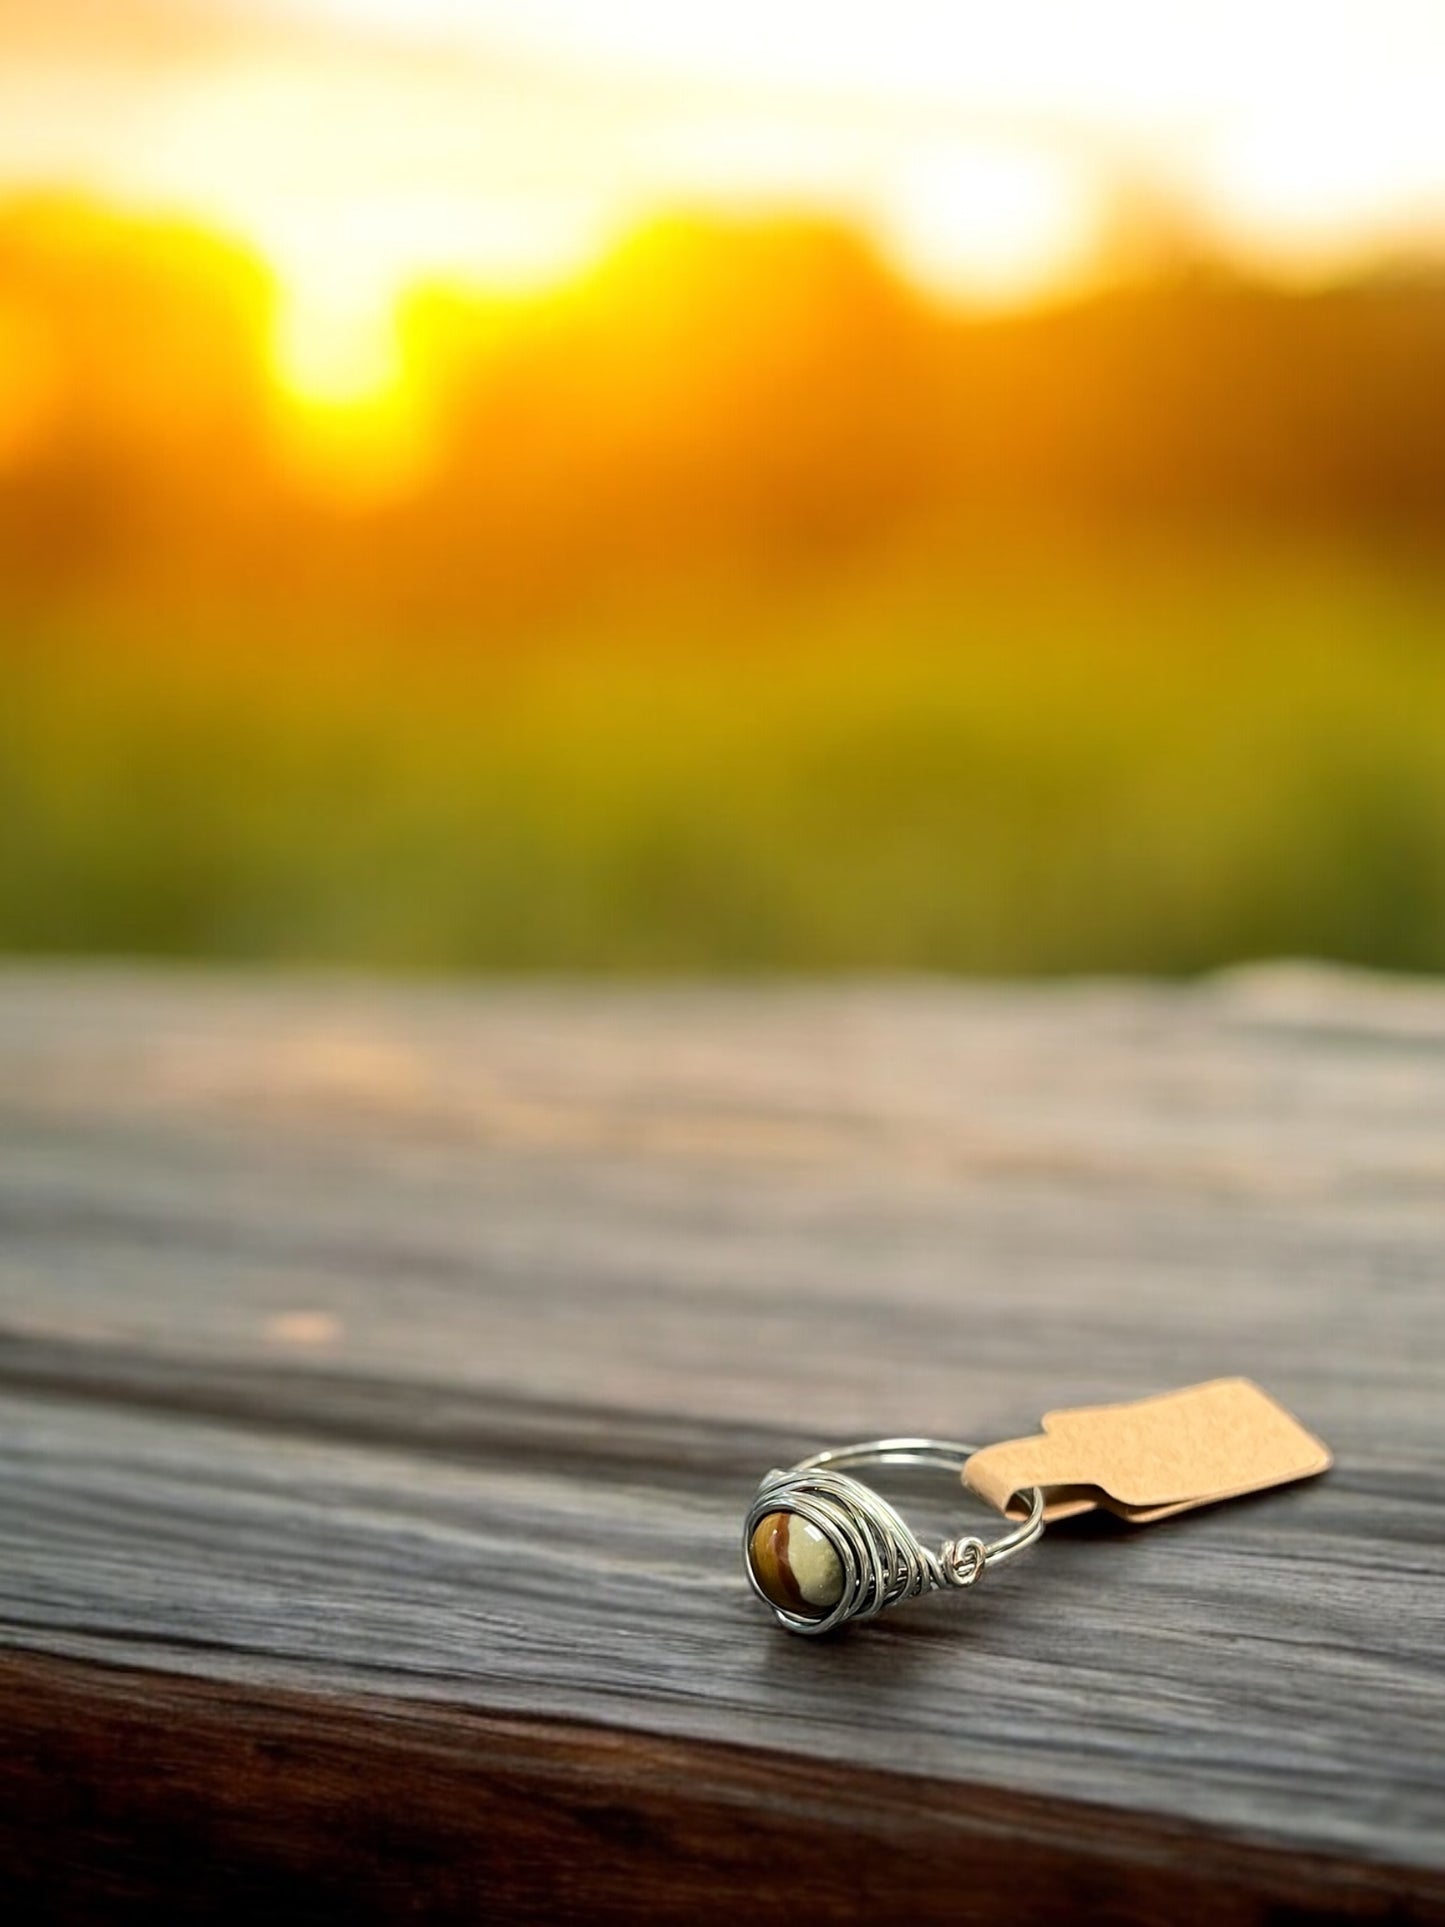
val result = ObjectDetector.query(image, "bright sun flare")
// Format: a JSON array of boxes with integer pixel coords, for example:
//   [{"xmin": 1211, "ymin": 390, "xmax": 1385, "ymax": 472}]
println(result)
[
  {"xmin": 263, "ymin": 249, "xmax": 431, "ymax": 500},
  {"xmin": 257, "ymin": 196, "xmax": 619, "ymax": 497},
  {"xmin": 262, "ymin": 196, "xmax": 613, "ymax": 402},
  {"xmin": 272, "ymin": 285, "xmax": 407, "ymax": 410}
]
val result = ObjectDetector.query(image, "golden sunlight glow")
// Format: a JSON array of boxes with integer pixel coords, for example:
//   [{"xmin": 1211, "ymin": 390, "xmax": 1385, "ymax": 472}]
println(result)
[
  {"xmin": 272, "ymin": 282, "xmax": 408, "ymax": 410},
  {"xmin": 258, "ymin": 196, "xmax": 613, "ymax": 499},
  {"xmin": 269, "ymin": 386, "xmax": 434, "ymax": 509},
  {"xmin": 258, "ymin": 229, "xmax": 421, "ymax": 502},
  {"xmin": 263, "ymin": 261, "xmax": 428, "ymax": 504},
  {"xmin": 251, "ymin": 193, "xmax": 614, "ymax": 386}
]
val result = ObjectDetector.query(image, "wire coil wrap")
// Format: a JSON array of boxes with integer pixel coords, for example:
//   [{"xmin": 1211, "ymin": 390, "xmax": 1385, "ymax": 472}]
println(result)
[{"xmin": 743, "ymin": 1437, "xmax": 1044, "ymax": 1636}]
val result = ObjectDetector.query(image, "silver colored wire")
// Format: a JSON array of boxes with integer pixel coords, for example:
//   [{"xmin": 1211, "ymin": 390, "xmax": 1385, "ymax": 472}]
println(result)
[{"xmin": 744, "ymin": 1436, "xmax": 1045, "ymax": 1636}]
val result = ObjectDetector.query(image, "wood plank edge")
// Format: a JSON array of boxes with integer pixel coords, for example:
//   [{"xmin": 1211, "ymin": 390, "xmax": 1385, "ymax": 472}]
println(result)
[{"xmin": 1, "ymin": 1651, "xmax": 1440, "ymax": 1924}]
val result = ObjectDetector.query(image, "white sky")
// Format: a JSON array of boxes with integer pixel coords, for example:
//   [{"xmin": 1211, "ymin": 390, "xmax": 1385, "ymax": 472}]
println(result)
[{"xmin": 1, "ymin": 0, "xmax": 1441, "ymax": 385}]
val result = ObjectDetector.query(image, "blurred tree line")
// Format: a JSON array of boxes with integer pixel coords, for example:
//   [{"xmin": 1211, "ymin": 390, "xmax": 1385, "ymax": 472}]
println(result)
[{"xmin": 0, "ymin": 196, "xmax": 1440, "ymax": 628}]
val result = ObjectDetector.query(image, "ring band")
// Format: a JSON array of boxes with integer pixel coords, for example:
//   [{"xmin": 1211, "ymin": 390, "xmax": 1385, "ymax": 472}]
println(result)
[{"xmin": 744, "ymin": 1437, "xmax": 1045, "ymax": 1635}]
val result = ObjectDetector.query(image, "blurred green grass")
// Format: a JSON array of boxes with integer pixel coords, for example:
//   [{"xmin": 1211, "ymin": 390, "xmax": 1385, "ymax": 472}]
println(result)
[{"xmin": 4, "ymin": 533, "xmax": 1444, "ymax": 975}]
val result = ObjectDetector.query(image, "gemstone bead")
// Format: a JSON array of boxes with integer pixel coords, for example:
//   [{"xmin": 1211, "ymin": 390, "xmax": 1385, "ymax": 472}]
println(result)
[{"xmin": 748, "ymin": 1510, "xmax": 844, "ymax": 1618}]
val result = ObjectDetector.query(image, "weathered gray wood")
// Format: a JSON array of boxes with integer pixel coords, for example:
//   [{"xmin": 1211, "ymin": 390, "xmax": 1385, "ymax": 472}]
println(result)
[{"xmin": 0, "ymin": 965, "xmax": 1442, "ymax": 1914}]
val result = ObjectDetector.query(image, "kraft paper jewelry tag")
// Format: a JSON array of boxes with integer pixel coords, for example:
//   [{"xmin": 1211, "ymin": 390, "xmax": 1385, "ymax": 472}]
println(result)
[{"xmin": 963, "ymin": 1378, "xmax": 1332, "ymax": 1525}]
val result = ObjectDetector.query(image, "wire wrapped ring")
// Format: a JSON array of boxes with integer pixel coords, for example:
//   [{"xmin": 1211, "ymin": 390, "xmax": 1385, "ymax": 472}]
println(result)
[{"xmin": 744, "ymin": 1437, "xmax": 1045, "ymax": 1635}]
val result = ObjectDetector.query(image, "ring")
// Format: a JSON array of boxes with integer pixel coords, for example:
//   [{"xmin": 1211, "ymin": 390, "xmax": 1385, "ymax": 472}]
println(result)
[{"xmin": 743, "ymin": 1437, "xmax": 1045, "ymax": 1636}]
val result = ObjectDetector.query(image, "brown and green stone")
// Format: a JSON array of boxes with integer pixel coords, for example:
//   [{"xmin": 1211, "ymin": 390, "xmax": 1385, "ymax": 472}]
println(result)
[{"xmin": 748, "ymin": 1511, "xmax": 844, "ymax": 1618}]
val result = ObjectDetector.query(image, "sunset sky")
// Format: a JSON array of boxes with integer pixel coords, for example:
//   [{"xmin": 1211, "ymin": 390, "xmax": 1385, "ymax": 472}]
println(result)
[{"xmin": 2, "ymin": 1, "xmax": 1442, "ymax": 401}]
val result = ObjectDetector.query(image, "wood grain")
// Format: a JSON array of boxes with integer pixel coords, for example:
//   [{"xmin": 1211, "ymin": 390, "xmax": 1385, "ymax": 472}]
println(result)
[{"xmin": 0, "ymin": 964, "xmax": 1442, "ymax": 1919}]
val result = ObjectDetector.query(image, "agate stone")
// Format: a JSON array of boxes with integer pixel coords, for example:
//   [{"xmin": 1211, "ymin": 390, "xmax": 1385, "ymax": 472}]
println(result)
[{"xmin": 748, "ymin": 1510, "xmax": 844, "ymax": 1618}]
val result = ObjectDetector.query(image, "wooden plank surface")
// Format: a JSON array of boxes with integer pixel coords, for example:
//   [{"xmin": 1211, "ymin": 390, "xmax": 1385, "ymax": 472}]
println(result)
[{"xmin": 0, "ymin": 964, "xmax": 1442, "ymax": 1919}]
